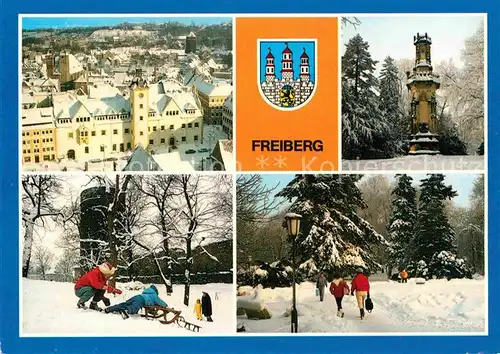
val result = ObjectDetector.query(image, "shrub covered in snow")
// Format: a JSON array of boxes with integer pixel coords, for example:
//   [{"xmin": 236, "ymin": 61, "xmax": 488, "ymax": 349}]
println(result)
[
  {"xmin": 237, "ymin": 261, "xmax": 301, "ymax": 288},
  {"xmin": 428, "ymin": 251, "xmax": 472, "ymax": 279}
]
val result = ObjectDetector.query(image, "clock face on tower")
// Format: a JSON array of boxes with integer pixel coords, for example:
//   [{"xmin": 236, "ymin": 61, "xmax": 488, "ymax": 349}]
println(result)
[
  {"xmin": 279, "ymin": 85, "xmax": 296, "ymax": 107},
  {"xmin": 139, "ymin": 93, "xmax": 144, "ymax": 98}
]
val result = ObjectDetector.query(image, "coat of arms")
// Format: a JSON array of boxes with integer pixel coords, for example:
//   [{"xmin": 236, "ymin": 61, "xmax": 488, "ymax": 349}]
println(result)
[{"xmin": 258, "ymin": 39, "xmax": 317, "ymax": 111}]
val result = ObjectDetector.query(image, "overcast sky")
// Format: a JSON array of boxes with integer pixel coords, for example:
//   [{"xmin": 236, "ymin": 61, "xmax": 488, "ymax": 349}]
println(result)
[{"xmin": 342, "ymin": 15, "xmax": 484, "ymax": 75}]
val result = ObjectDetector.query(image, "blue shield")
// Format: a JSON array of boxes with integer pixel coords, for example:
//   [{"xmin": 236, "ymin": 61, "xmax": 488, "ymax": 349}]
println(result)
[{"xmin": 258, "ymin": 39, "xmax": 317, "ymax": 111}]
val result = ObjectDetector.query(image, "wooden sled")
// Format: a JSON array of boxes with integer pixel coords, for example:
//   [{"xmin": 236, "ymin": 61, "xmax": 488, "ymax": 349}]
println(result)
[
  {"xmin": 141, "ymin": 306, "xmax": 202, "ymax": 332},
  {"xmin": 177, "ymin": 316, "xmax": 202, "ymax": 332},
  {"xmin": 141, "ymin": 306, "xmax": 182, "ymax": 325}
]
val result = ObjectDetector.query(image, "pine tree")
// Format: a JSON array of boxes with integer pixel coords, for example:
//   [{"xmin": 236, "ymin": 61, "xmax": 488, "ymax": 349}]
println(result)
[
  {"xmin": 342, "ymin": 34, "xmax": 389, "ymax": 159},
  {"xmin": 379, "ymin": 56, "xmax": 407, "ymax": 156},
  {"xmin": 276, "ymin": 174, "xmax": 385, "ymax": 276},
  {"xmin": 387, "ymin": 174, "xmax": 417, "ymax": 272},
  {"xmin": 410, "ymin": 174, "xmax": 461, "ymax": 278}
]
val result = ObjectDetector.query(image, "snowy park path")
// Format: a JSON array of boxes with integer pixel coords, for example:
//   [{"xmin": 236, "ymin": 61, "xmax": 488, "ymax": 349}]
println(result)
[{"xmin": 239, "ymin": 279, "xmax": 485, "ymax": 334}]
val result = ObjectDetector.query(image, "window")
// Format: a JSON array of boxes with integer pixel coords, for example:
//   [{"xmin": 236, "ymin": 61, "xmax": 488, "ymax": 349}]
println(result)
[
  {"xmin": 195, "ymin": 122, "xmax": 199, "ymax": 128},
  {"xmin": 43, "ymin": 155, "xmax": 50, "ymax": 161},
  {"xmin": 188, "ymin": 123, "xmax": 192, "ymax": 128},
  {"xmin": 169, "ymin": 125, "xmax": 174, "ymax": 130},
  {"xmin": 161, "ymin": 125, "xmax": 165, "ymax": 131},
  {"xmin": 148, "ymin": 127, "xmax": 151, "ymax": 132},
  {"xmin": 112, "ymin": 144, "xmax": 117, "ymax": 151},
  {"xmin": 101, "ymin": 130, "xmax": 106, "ymax": 136},
  {"xmin": 139, "ymin": 104, "xmax": 144, "ymax": 109},
  {"xmin": 161, "ymin": 138, "xmax": 165, "ymax": 144},
  {"xmin": 182, "ymin": 124, "xmax": 186, "ymax": 128},
  {"xmin": 91, "ymin": 131, "xmax": 96, "ymax": 136},
  {"xmin": 140, "ymin": 116, "xmax": 143, "ymax": 121},
  {"xmin": 23, "ymin": 150, "xmax": 26, "ymax": 154},
  {"xmin": 85, "ymin": 147, "xmax": 89, "ymax": 154},
  {"xmin": 153, "ymin": 126, "xmax": 157, "ymax": 132},
  {"xmin": 100, "ymin": 145, "xmax": 105, "ymax": 152},
  {"xmin": 120, "ymin": 143, "xmax": 124, "ymax": 152},
  {"xmin": 125, "ymin": 128, "xmax": 130, "ymax": 134},
  {"xmin": 140, "ymin": 131, "xmax": 144, "ymax": 136},
  {"xmin": 24, "ymin": 156, "xmax": 31, "ymax": 162},
  {"xmin": 182, "ymin": 136, "xmax": 186, "ymax": 142},
  {"xmin": 68, "ymin": 132, "xmax": 73, "ymax": 139},
  {"xmin": 194, "ymin": 135, "xmax": 198, "ymax": 141},
  {"xmin": 149, "ymin": 139, "xmax": 154, "ymax": 145},
  {"xmin": 113, "ymin": 129, "xmax": 118, "ymax": 135},
  {"xmin": 127, "ymin": 142, "xmax": 131, "ymax": 150}
]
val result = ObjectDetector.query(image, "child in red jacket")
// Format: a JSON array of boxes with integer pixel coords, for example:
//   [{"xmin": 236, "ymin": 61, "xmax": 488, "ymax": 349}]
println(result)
[
  {"xmin": 350, "ymin": 267, "xmax": 370, "ymax": 319},
  {"xmin": 74, "ymin": 262, "xmax": 122, "ymax": 311},
  {"xmin": 329, "ymin": 273, "xmax": 350, "ymax": 318}
]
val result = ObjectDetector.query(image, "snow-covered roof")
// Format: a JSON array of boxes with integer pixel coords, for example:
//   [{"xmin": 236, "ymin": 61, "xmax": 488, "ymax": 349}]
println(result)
[{"xmin": 195, "ymin": 81, "xmax": 232, "ymax": 97}]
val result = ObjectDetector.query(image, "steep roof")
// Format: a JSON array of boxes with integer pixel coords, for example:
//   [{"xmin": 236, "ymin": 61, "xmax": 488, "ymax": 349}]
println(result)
[{"xmin": 122, "ymin": 145, "xmax": 162, "ymax": 171}]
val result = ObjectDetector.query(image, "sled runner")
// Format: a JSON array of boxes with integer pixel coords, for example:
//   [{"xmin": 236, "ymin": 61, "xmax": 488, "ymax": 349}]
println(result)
[
  {"xmin": 141, "ymin": 306, "xmax": 182, "ymax": 325},
  {"xmin": 177, "ymin": 316, "xmax": 202, "ymax": 332},
  {"xmin": 141, "ymin": 306, "xmax": 202, "ymax": 332}
]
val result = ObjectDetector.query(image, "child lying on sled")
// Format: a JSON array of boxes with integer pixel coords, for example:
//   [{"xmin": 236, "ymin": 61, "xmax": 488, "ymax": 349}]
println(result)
[{"xmin": 105, "ymin": 284, "xmax": 168, "ymax": 319}]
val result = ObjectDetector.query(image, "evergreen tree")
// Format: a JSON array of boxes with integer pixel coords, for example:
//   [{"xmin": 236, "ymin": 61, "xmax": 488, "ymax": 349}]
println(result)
[
  {"xmin": 342, "ymin": 34, "xmax": 390, "ymax": 159},
  {"xmin": 276, "ymin": 174, "xmax": 385, "ymax": 276},
  {"xmin": 387, "ymin": 174, "xmax": 417, "ymax": 272},
  {"xmin": 379, "ymin": 56, "xmax": 407, "ymax": 156},
  {"xmin": 410, "ymin": 174, "xmax": 462, "ymax": 278}
]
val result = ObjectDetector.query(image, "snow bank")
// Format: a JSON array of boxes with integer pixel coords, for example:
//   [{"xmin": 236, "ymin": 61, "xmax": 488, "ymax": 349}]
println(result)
[
  {"xmin": 237, "ymin": 279, "xmax": 485, "ymax": 333},
  {"xmin": 22, "ymin": 279, "xmax": 234, "ymax": 336}
]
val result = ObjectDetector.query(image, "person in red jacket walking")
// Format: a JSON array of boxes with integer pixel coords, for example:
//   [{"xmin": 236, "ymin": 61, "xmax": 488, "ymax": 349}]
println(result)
[
  {"xmin": 329, "ymin": 273, "xmax": 350, "ymax": 318},
  {"xmin": 350, "ymin": 267, "xmax": 370, "ymax": 319},
  {"xmin": 74, "ymin": 262, "xmax": 122, "ymax": 311}
]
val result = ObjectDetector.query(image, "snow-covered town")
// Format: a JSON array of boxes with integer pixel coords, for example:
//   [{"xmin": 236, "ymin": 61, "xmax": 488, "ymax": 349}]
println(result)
[
  {"xmin": 21, "ymin": 18, "xmax": 233, "ymax": 172},
  {"xmin": 236, "ymin": 173, "xmax": 485, "ymax": 333},
  {"xmin": 21, "ymin": 173, "xmax": 234, "ymax": 335}
]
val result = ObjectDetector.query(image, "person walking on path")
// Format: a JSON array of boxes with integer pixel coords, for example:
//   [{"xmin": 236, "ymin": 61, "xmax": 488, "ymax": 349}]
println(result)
[
  {"xmin": 351, "ymin": 267, "xmax": 370, "ymax": 319},
  {"xmin": 400, "ymin": 269, "xmax": 409, "ymax": 283},
  {"xmin": 316, "ymin": 272, "xmax": 328, "ymax": 302},
  {"xmin": 329, "ymin": 273, "xmax": 350, "ymax": 317}
]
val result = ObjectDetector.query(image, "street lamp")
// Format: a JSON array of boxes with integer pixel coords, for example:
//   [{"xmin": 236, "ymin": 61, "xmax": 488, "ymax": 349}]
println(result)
[{"xmin": 285, "ymin": 212, "xmax": 302, "ymax": 333}]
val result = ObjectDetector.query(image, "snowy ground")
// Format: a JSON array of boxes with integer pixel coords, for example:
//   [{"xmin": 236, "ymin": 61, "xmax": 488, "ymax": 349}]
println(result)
[
  {"xmin": 22, "ymin": 124, "xmax": 229, "ymax": 172},
  {"xmin": 342, "ymin": 155, "xmax": 484, "ymax": 171},
  {"xmin": 237, "ymin": 279, "xmax": 485, "ymax": 334},
  {"xmin": 22, "ymin": 279, "xmax": 235, "ymax": 336}
]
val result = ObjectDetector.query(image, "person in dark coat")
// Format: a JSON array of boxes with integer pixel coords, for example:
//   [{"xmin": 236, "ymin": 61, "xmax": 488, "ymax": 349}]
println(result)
[
  {"xmin": 316, "ymin": 272, "xmax": 328, "ymax": 302},
  {"xmin": 201, "ymin": 291, "xmax": 213, "ymax": 322}
]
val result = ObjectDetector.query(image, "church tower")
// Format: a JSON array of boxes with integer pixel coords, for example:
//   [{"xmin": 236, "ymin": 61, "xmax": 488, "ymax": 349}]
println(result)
[
  {"xmin": 130, "ymin": 77, "xmax": 150, "ymax": 148},
  {"xmin": 281, "ymin": 43, "xmax": 294, "ymax": 80},
  {"xmin": 265, "ymin": 48, "xmax": 276, "ymax": 82},
  {"xmin": 299, "ymin": 48, "xmax": 310, "ymax": 82},
  {"xmin": 407, "ymin": 32, "xmax": 441, "ymax": 155}
]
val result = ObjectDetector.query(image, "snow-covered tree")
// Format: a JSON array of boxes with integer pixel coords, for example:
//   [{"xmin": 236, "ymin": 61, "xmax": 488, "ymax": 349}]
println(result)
[
  {"xmin": 54, "ymin": 248, "xmax": 79, "ymax": 282},
  {"xmin": 133, "ymin": 175, "xmax": 179, "ymax": 294},
  {"xmin": 170, "ymin": 175, "xmax": 232, "ymax": 306},
  {"xmin": 379, "ymin": 56, "xmax": 407, "ymax": 155},
  {"xmin": 387, "ymin": 174, "xmax": 417, "ymax": 272},
  {"xmin": 410, "ymin": 174, "xmax": 464, "ymax": 278},
  {"xmin": 22, "ymin": 175, "xmax": 63, "ymax": 278},
  {"xmin": 32, "ymin": 244, "xmax": 54, "ymax": 280},
  {"xmin": 276, "ymin": 174, "xmax": 385, "ymax": 276},
  {"xmin": 342, "ymin": 34, "xmax": 389, "ymax": 159}
]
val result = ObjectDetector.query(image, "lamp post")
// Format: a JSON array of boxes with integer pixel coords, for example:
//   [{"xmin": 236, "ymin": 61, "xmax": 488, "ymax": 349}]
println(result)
[{"xmin": 285, "ymin": 212, "xmax": 302, "ymax": 333}]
